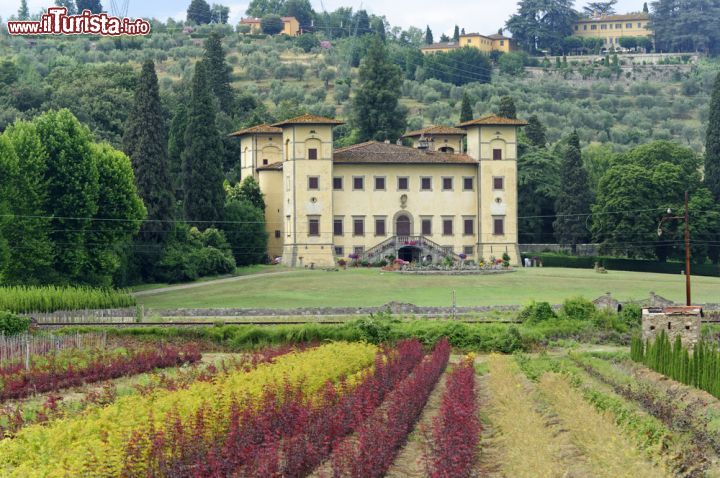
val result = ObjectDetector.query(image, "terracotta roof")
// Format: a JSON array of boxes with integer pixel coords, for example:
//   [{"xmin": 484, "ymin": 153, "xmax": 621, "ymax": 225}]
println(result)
[
  {"xmin": 257, "ymin": 162, "xmax": 284, "ymax": 171},
  {"xmin": 420, "ymin": 42, "xmax": 459, "ymax": 50},
  {"xmin": 577, "ymin": 13, "xmax": 649, "ymax": 22},
  {"xmin": 229, "ymin": 124, "xmax": 283, "ymax": 137},
  {"xmin": 333, "ymin": 141, "xmax": 476, "ymax": 165},
  {"xmin": 239, "ymin": 17, "xmax": 261, "ymax": 24},
  {"xmin": 458, "ymin": 115, "xmax": 529, "ymax": 127},
  {"xmin": 403, "ymin": 125, "xmax": 467, "ymax": 138},
  {"xmin": 272, "ymin": 114, "xmax": 345, "ymax": 127},
  {"xmin": 486, "ymin": 34, "xmax": 509, "ymax": 40},
  {"xmin": 460, "ymin": 33, "xmax": 485, "ymax": 38}
]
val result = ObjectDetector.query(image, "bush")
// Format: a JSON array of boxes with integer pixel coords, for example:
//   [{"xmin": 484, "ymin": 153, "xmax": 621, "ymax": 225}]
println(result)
[
  {"xmin": 0, "ymin": 311, "xmax": 30, "ymax": 336},
  {"xmin": 222, "ymin": 200, "xmax": 267, "ymax": 266},
  {"xmin": 518, "ymin": 301, "xmax": 557, "ymax": 324},
  {"xmin": 560, "ymin": 297, "xmax": 596, "ymax": 321},
  {"xmin": 156, "ymin": 225, "xmax": 236, "ymax": 283},
  {"xmin": 0, "ymin": 286, "xmax": 135, "ymax": 313},
  {"xmin": 619, "ymin": 304, "xmax": 642, "ymax": 326},
  {"xmin": 522, "ymin": 253, "xmax": 720, "ymax": 277}
]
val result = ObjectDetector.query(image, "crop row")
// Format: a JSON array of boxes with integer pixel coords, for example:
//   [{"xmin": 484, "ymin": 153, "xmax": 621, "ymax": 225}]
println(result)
[
  {"xmin": 425, "ymin": 355, "xmax": 480, "ymax": 478},
  {"xmin": 121, "ymin": 339, "xmax": 424, "ymax": 477},
  {"xmin": 0, "ymin": 285, "xmax": 135, "ymax": 314},
  {"xmin": 0, "ymin": 345, "xmax": 201, "ymax": 401},
  {"xmin": 0, "ymin": 342, "xmax": 378, "ymax": 477},
  {"xmin": 331, "ymin": 338, "xmax": 450, "ymax": 477}
]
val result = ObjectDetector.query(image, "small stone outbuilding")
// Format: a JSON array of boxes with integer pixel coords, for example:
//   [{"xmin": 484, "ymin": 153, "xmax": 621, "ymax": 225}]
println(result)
[{"xmin": 641, "ymin": 306, "xmax": 703, "ymax": 350}]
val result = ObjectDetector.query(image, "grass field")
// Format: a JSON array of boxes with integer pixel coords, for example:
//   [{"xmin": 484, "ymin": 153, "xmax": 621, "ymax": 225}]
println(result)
[{"xmin": 134, "ymin": 267, "xmax": 720, "ymax": 309}]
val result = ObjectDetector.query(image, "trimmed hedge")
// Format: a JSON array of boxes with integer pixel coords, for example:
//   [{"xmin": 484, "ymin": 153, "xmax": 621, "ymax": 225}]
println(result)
[
  {"xmin": 522, "ymin": 253, "xmax": 720, "ymax": 277},
  {"xmin": 0, "ymin": 311, "xmax": 30, "ymax": 336}
]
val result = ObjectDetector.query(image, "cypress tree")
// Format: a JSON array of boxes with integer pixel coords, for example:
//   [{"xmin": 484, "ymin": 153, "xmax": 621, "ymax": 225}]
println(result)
[
  {"xmin": 123, "ymin": 60, "xmax": 175, "ymax": 243},
  {"xmin": 202, "ymin": 32, "xmax": 235, "ymax": 114},
  {"xmin": 168, "ymin": 103, "xmax": 188, "ymax": 200},
  {"xmin": 187, "ymin": 0, "xmax": 212, "ymax": 24},
  {"xmin": 182, "ymin": 62, "xmax": 225, "ymax": 227},
  {"xmin": 425, "ymin": 26, "xmax": 433, "ymax": 45},
  {"xmin": 705, "ymin": 73, "xmax": 720, "ymax": 263},
  {"xmin": 75, "ymin": 0, "xmax": 103, "ymax": 13},
  {"xmin": 353, "ymin": 35, "xmax": 407, "ymax": 143},
  {"xmin": 525, "ymin": 114, "xmax": 547, "ymax": 148},
  {"xmin": 497, "ymin": 96, "xmax": 517, "ymax": 119},
  {"xmin": 18, "ymin": 0, "xmax": 29, "ymax": 20},
  {"xmin": 553, "ymin": 131, "xmax": 592, "ymax": 252},
  {"xmin": 460, "ymin": 93, "xmax": 473, "ymax": 123},
  {"xmin": 453, "ymin": 25, "xmax": 460, "ymax": 42}
]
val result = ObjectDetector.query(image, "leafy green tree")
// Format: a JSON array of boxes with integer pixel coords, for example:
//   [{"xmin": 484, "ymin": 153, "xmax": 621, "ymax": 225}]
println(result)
[
  {"xmin": 187, "ymin": 0, "xmax": 212, "ymax": 24},
  {"xmin": 554, "ymin": 132, "xmax": 592, "ymax": 251},
  {"xmin": 85, "ymin": 143, "xmax": 145, "ymax": 285},
  {"xmin": 651, "ymin": 0, "xmax": 720, "ymax": 55},
  {"xmin": 583, "ymin": 1, "xmax": 617, "ymax": 16},
  {"xmin": 423, "ymin": 47, "xmax": 491, "ymax": 85},
  {"xmin": 35, "ymin": 109, "xmax": 99, "ymax": 282},
  {"xmin": 227, "ymin": 176, "xmax": 266, "ymax": 211},
  {"xmin": 460, "ymin": 93, "xmax": 473, "ymax": 122},
  {"xmin": 2, "ymin": 121, "xmax": 53, "ymax": 284},
  {"xmin": 296, "ymin": 33, "xmax": 320, "ymax": 52},
  {"xmin": 182, "ymin": 62, "xmax": 226, "ymax": 227},
  {"xmin": 168, "ymin": 103, "xmax": 188, "ymax": 201},
  {"xmin": 223, "ymin": 200, "xmax": 268, "ymax": 265},
  {"xmin": 18, "ymin": 0, "xmax": 29, "ymax": 20},
  {"xmin": 498, "ymin": 52, "xmax": 526, "ymax": 75},
  {"xmin": 354, "ymin": 10, "xmax": 370, "ymax": 34},
  {"xmin": 506, "ymin": 0, "xmax": 578, "ymax": 54},
  {"xmin": 55, "ymin": 0, "xmax": 77, "ymax": 14},
  {"xmin": 353, "ymin": 35, "xmax": 406, "ymax": 142},
  {"xmin": 202, "ymin": 32, "xmax": 235, "ymax": 114},
  {"xmin": 283, "ymin": 0, "xmax": 314, "ymax": 29},
  {"xmin": 246, "ymin": 0, "xmax": 284, "ymax": 17},
  {"xmin": 210, "ymin": 4, "xmax": 230, "ymax": 24},
  {"xmin": 706, "ymin": 72, "xmax": 720, "ymax": 202},
  {"xmin": 497, "ymin": 96, "xmax": 517, "ymax": 119},
  {"xmin": 0, "ymin": 60, "xmax": 18, "ymax": 86},
  {"xmin": 525, "ymin": 115, "xmax": 546, "ymax": 147},
  {"xmin": 644, "ymin": 2, "xmax": 649, "ymax": 13},
  {"xmin": 425, "ymin": 25, "xmax": 433, "ymax": 44},
  {"xmin": 518, "ymin": 146, "xmax": 560, "ymax": 243},
  {"xmin": 261, "ymin": 14, "xmax": 284, "ymax": 34},
  {"xmin": 75, "ymin": 0, "xmax": 102, "ymax": 13},
  {"xmin": 0, "ymin": 136, "xmax": 18, "ymax": 282}
]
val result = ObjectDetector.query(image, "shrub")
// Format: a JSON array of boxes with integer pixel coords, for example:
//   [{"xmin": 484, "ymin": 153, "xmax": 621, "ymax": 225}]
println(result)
[
  {"xmin": 561, "ymin": 297, "xmax": 596, "ymax": 321},
  {"xmin": 518, "ymin": 301, "xmax": 557, "ymax": 324},
  {"xmin": 0, "ymin": 311, "xmax": 29, "ymax": 336},
  {"xmin": 156, "ymin": 224, "xmax": 236, "ymax": 283},
  {"xmin": 0, "ymin": 286, "xmax": 135, "ymax": 313},
  {"xmin": 619, "ymin": 304, "xmax": 642, "ymax": 326}
]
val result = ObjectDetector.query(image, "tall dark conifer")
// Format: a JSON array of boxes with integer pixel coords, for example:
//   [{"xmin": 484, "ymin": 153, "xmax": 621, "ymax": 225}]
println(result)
[
  {"xmin": 525, "ymin": 115, "xmax": 547, "ymax": 148},
  {"xmin": 453, "ymin": 25, "xmax": 460, "ymax": 42},
  {"xmin": 554, "ymin": 132, "xmax": 592, "ymax": 251},
  {"xmin": 202, "ymin": 32, "xmax": 235, "ymax": 114},
  {"xmin": 497, "ymin": 96, "xmax": 517, "ymax": 119},
  {"xmin": 182, "ymin": 62, "xmax": 225, "ymax": 227},
  {"xmin": 705, "ymin": 72, "xmax": 720, "ymax": 264},
  {"xmin": 123, "ymin": 60, "xmax": 174, "ymax": 244},
  {"xmin": 168, "ymin": 103, "xmax": 188, "ymax": 200},
  {"xmin": 425, "ymin": 26, "xmax": 434, "ymax": 45},
  {"xmin": 460, "ymin": 93, "xmax": 473, "ymax": 122}
]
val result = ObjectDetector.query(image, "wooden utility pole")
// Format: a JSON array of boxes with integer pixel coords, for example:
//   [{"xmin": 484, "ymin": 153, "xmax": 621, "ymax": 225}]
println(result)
[{"xmin": 658, "ymin": 191, "xmax": 692, "ymax": 306}]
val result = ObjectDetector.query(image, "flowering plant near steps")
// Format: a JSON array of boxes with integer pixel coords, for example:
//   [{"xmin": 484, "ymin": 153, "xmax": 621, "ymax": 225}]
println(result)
[
  {"xmin": 331, "ymin": 338, "xmax": 450, "ymax": 478},
  {"xmin": 424, "ymin": 354, "xmax": 480, "ymax": 478}
]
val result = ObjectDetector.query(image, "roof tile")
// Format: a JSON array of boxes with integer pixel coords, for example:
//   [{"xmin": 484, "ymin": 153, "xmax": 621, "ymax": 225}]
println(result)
[
  {"xmin": 229, "ymin": 124, "xmax": 283, "ymax": 137},
  {"xmin": 458, "ymin": 115, "xmax": 529, "ymax": 127},
  {"xmin": 333, "ymin": 141, "xmax": 476, "ymax": 165},
  {"xmin": 272, "ymin": 114, "xmax": 345, "ymax": 127},
  {"xmin": 403, "ymin": 125, "xmax": 467, "ymax": 138}
]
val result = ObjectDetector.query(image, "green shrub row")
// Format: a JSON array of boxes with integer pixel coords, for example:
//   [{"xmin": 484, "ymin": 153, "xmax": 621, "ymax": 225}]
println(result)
[
  {"xmin": 522, "ymin": 253, "xmax": 720, "ymax": 277},
  {"xmin": 0, "ymin": 311, "xmax": 30, "ymax": 336},
  {"xmin": 631, "ymin": 331, "xmax": 720, "ymax": 399},
  {"xmin": 0, "ymin": 286, "xmax": 136, "ymax": 314}
]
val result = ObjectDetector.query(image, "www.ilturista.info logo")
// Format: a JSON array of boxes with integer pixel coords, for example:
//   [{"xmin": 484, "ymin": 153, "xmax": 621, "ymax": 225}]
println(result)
[{"xmin": 7, "ymin": 7, "xmax": 151, "ymax": 36}]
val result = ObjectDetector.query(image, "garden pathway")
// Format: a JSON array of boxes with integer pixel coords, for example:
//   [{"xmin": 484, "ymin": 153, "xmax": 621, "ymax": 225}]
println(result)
[{"xmin": 132, "ymin": 271, "xmax": 297, "ymax": 297}]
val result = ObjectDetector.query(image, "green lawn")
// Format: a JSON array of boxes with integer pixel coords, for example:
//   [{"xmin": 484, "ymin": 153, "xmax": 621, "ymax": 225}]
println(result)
[
  {"xmin": 129, "ymin": 265, "xmax": 289, "ymax": 293},
  {"xmin": 135, "ymin": 268, "xmax": 720, "ymax": 309}
]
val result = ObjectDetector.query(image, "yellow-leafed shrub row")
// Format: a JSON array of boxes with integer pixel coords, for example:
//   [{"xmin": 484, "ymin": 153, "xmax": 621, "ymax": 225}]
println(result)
[{"xmin": 0, "ymin": 342, "xmax": 377, "ymax": 478}]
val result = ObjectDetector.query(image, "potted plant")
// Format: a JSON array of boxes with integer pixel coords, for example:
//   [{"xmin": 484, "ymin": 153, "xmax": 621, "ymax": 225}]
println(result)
[
  {"xmin": 337, "ymin": 258, "xmax": 347, "ymax": 270},
  {"xmin": 502, "ymin": 252, "xmax": 511, "ymax": 269}
]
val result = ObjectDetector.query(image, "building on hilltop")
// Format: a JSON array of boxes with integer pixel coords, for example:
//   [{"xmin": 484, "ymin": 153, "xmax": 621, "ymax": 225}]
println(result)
[
  {"xmin": 572, "ymin": 13, "xmax": 651, "ymax": 48},
  {"xmin": 239, "ymin": 16, "xmax": 300, "ymax": 36},
  {"xmin": 421, "ymin": 32, "xmax": 513, "ymax": 55},
  {"xmin": 230, "ymin": 114, "xmax": 527, "ymax": 268}
]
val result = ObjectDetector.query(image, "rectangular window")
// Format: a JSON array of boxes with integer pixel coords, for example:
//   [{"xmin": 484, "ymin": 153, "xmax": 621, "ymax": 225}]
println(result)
[
  {"xmin": 463, "ymin": 177, "xmax": 474, "ymax": 191},
  {"xmin": 308, "ymin": 148, "xmax": 318, "ymax": 160},
  {"xmin": 353, "ymin": 246, "xmax": 365, "ymax": 255},
  {"xmin": 616, "ymin": 23, "xmax": 622, "ymax": 29},
  {"xmin": 375, "ymin": 218, "xmax": 386, "ymax": 236},
  {"xmin": 493, "ymin": 217, "xmax": 505, "ymax": 236},
  {"xmin": 308, "ymin": 176, "xmax": 319, "ymax": 190},
  {"xmin": 274, "ymin": 230, "xmax": 281, "ymax": 238},
  {"xmin": 421, "ymin": 218, "xmax": 432, "ymax": 235},
  {"xmin": 334, "ymin": 246, "xmax": 344, "ymax": 256},
  {"xmin": 308, "ymin": 218, "xmax": 320, "ymax": 236},
  {"xmin": 397, "ymin": 177, "xmax": 409, "ymax": 191},
  {"xmin": 421, "ymin": 177, "xmax": 432, "ymax": 191},
  {"xmin": 353, "ymin": 176, "xmax": 364, "ymax": 190},
  {"xmin": 463, "ymin": 246, "xmax": 474, "ymax": 256},
  {"xmin": 583, "ymin": 25, "xmax": 587, "ymax": 30},
  {"xmin": 442, "ymin": 177, "xmax": 453, "ymax": 191},
  {"xmin": 442, "ymin": 218, "xmax": 453, "ymax": 236},
  {"xmin": 500, "ymin": 40, "xmax": 504, "ymax": 46},
  {"xmin": 353, "ymin": 217, "xmax": 365, "ymax": 236},
  {"xmin": 601, "ymin": 24, "xmax": 607, "ymax": 30},
  {"xmin": 493, "ymin": 176, "xmax": 504, "ymax": 190},
  {"xmin": 591, "ymin": 24, "xmax": 597, "ymax": 30},
  {"xmin": 626, "ymin": 23, "xmax": 632, "ymax": 28},
  {"xmin": 463, "ymin": 218, "xmax": 474, "ymax": 235},
  {"xmin": 333, "ymin": 218, "xmax": 343, "ymax": 236},
  {"xmin": 637, "ymin": 23, "xmax": 642, "ymax": 28},
  {"xmin": 374, "ymin": 176, "xmax": 386, "ymax": 191},
  {"xmin": 493, "ymin": 149, "xmax": 503, "ymax": 160},
  {"xmin": 333, "ymin": 177, "xmax": 343, "ymax": 190}
]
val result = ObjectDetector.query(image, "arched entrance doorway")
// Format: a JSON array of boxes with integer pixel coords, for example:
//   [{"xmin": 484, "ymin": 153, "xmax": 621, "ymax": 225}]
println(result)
[
  {"xmin": 398, "ymin": 246, "xmax": 421, "ymax": 262},
  {"xmin": 396, "ymin": 214, "xmax": 411, "ymax": 236}
]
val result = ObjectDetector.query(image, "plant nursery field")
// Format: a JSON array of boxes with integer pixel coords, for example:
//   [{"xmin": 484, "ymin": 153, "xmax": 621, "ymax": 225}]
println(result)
[{"xmin": 4, "ymin": 328, "xmax": 720, "ymax": 477}]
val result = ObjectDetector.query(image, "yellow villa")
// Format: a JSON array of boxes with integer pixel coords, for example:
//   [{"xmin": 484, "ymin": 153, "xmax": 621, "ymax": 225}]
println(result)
[
  {"xmin": 239, "ymin": 16, "xmax": 300, "ymax": 36},
  {"xmin": 572, "ymin": 13, "xmax": 651, "ymax": 48},
  {"xmin": 231, "ymin": 114, "xmax": 527, "ymax": 268},
  {"xmin": 421, "ymin": 32, "xmax": 513, "ymax": 55}
]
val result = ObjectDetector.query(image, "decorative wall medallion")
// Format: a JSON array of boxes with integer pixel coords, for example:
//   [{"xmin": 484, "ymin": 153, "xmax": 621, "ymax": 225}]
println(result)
[{"xmin": 400, "ymin": 194, "xmax": 408, "ymax": 209}]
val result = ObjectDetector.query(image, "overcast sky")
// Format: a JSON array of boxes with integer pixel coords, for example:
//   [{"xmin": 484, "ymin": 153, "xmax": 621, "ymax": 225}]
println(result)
[{"xmin": 1, "ymin": 0, "xmax": 647, "ymax": 36}]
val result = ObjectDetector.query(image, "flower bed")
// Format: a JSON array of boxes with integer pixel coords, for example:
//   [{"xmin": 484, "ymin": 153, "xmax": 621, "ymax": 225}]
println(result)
[
  {"xmin": 0, "ymin": 345, "xmax": 201, "ymax": 401},
  {"xmin": 425, "ymin": 355, "xmax": 480, "ymax": 478},
  {"xmin": 331, "ymin": 338, "xmax": 450, "ymax": 478},
  {"xmin": 0, "ymin": 342, "xmax": 377, "ymax": 477}
]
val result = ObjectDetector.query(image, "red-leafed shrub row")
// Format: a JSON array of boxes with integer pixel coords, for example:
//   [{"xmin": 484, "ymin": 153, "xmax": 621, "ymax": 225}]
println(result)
[
  {"xmin": 331, "ymin": 338, "xmax": 451, "ymax": 478},
  {"xmin": 425, "ymin": 357, "xmax": 480, "ymax": 478},
  {"xmin": 121, "ymin": 339, "xmax": 425, "ymax": 478},
  {"xmin": 0, "ymin": 345, "xmax": 201, "ymax": 401}
]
